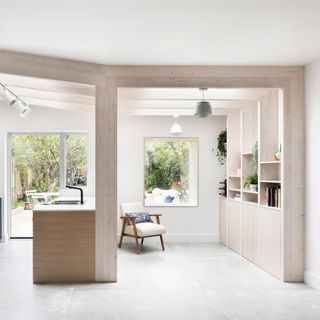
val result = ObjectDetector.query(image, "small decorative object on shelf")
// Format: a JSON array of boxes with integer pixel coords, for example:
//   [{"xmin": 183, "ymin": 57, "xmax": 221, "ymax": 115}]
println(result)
[
  {"xmin": 244, "ymin": 172, "xmax": 258, "ymax": 192},
  {"xmin": 216, "ymin": 129, "xmax": 227, "ymax": 166},
  {"xmin": 273, "ymin": 143, "xmax": 282, "ymax": 161},
  {"xmin": 219, "ymin": 179, "xmax": 227, "ymax": 197}
]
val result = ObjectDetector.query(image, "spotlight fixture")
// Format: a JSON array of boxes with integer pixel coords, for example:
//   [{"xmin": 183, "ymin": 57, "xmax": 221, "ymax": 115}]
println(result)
[
  {"xmin": 0, "ymin": 83, "xmax": 31, "ymax": 117},
  {"xmin": 170, "ymin": 115, "xmax": 183, "ymax": 135},
  {"xmin": 194, "ymin": 88, "xmax": 212, "ymax": 118}
]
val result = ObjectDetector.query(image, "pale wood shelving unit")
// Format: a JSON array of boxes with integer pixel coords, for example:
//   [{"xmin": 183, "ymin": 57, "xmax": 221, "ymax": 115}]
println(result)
[{"xmin": 220, "ymin": 88, "xmax": 284, "ymax": 280}]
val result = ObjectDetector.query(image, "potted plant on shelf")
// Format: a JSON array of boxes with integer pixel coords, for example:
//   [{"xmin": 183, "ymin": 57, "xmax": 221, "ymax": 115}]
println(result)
[
  {"xmin": 216, "ymin": 129, "xmax": 227, "ymax": 166},
  {"xmin": 244, "ymin": 172, "xmax": 258, "ymax": 192}
]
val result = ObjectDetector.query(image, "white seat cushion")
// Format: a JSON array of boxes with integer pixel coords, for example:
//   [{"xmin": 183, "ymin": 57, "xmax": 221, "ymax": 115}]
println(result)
[{"xmin": 125, "ymin": 222, "xmax": 166, "ymax": 237}]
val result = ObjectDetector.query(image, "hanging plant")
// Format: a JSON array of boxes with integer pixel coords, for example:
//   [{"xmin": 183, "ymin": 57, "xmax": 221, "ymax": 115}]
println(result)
[{"xmin": 216, "ymin": 129, "xmax": 227, "ymax": 166}]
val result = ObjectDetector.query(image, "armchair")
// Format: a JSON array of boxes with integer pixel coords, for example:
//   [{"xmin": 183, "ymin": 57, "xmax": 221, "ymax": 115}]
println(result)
[{"xmin": 119, "ymin": 202, "xmax": 166, "ymax": 254}]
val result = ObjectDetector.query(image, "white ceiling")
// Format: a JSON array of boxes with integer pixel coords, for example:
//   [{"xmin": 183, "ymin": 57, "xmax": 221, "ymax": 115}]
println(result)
[
  {"xmin": 1, "ymin": 0, "xmax": 320, "ymax": 66},
  {"xmin": 0, "ymin": 73, "xmax": 95, "ymax": 113},
  {"xmin": 118, "ymin": 88, "xmax": 270, "ymax": 116}
]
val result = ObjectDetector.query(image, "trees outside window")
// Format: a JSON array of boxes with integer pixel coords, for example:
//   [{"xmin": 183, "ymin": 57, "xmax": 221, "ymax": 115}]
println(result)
[
  {"xmin": 66, "ymin": 134, "xmax": 88, "ymax": 187},
  {"xmin": 11, "ymin": 133, "xmax": 88, "ymax": 207},
  {"xmin": 144, "ymin": 138, "xmax": 198, "ymax": 207}
]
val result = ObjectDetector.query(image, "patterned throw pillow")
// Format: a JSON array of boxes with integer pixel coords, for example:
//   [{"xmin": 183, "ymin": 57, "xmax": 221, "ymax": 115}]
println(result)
[{"xmin": 126, "ymin": 212, "xmax": 153, "ymax": 224}]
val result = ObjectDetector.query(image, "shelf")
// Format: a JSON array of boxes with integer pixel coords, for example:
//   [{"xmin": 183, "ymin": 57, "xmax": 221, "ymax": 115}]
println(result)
[
  {"xmin": 260, "ymin": 161, "xmax": 281, "ymax": 164},
  {"xmin": 242, "ymin": 200, "xmax": 259, "ymax": 206},
  {"xmin": 228, "ymin": 197, "xmax": 242, "ymax": 202},
  {"xmin": 260, "ymin": 205, "xmax": 281, "ymax": 211},
  {"xmin": 228, "ymin": 175, "xmax": 241, "ymax": 178},
  {"xmin": 228, "ymin": 188, "xmax": 241, "ymax": 192},
  {"xmin": 242, "ymin": 189, "xmax": 258, "ymax": 194},
  {"xmin": 242, "ymin": 152, "xmax": 253, "ymax": 156},
  {"xmin": 260, "ymin": 180, "xmax": 281, "ymax": 184}
]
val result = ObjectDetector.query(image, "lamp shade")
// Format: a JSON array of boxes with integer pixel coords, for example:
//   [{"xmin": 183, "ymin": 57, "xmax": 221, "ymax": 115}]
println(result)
[
  {"xmin": 170, "ymin": 121, "xmax": 183, "ymax": 135},
  {"xmin": 194, "ymin": 100, "xmax": 212, "ymax": 118}
]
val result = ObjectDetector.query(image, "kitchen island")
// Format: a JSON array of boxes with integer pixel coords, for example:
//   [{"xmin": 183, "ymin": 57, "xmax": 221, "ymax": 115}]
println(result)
[{"xmin": 33, "ymin": 197, "xmax": 95, "ymax": 283}]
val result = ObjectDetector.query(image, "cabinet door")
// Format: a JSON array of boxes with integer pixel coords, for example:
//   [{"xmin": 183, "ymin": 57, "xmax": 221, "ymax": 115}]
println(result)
[
  {"xmin": 259, "ymin": 207, "xmax": 282, "ymax": 279},
  {"xmin": 242, "ymin": 203, "xmax": 258, "ymax": 264},
  {"xmin": 219, "ymin": 197, "xmax": 228, "ymax": 246},
  {"xmin": 228, "ymin": 200, "xmax": 242, "ymax": 254}
]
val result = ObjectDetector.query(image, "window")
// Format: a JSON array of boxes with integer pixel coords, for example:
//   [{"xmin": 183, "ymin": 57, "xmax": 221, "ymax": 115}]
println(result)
[
  {"xmin": 66, "ymin": 134, "xmax": 88, "ymax": 187},
  {"xmin": 144, "ymin": 138, "xmax": 198, "ymax": 207}
]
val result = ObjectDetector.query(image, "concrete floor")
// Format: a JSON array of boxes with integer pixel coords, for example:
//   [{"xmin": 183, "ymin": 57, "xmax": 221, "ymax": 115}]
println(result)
[
  {"xmin": 0, "ymin": 241, "xmax": 320, "ymax": 320},
  {"xmin": 11, "ymin": 209, "xmax": 33, "ymax": 237}
]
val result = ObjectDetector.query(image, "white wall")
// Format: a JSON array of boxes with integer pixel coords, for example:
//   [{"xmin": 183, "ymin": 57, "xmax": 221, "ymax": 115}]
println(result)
[
  {"xmin": 117, "ymin": 113, "xmax": 226, "ymax": 242},
  {"xmin": 305, "ymin": 58, "xmax": 320, "ymax": 290},
  {"xmin": 0, "ymin": 102, "xmax": 95, "ymax": 240}
]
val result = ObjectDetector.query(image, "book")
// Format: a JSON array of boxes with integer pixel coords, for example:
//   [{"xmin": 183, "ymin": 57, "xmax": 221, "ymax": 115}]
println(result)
[{"xmin": 265, "ymin": 186, "xmax": 281, "ymax": 208}]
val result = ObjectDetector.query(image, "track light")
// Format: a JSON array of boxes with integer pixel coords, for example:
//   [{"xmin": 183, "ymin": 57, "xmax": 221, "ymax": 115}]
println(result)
[
  {"xmin": 194, "ymin": 88, "xmax": 212, "ymax": 118},
  {"xmin": 14, "ymin": 99, "xmax": 30, "ymax": 117},
  {"xmin": 2, "ymin": 87, "xmax": 17, "ymax": 105},
  {"xmin": 0, "ymin": 83, "xmax": 31, "ymax": 117},
  {"xmin": 170, "ymin": 115, "xmax": 183, "ymax": 135}
]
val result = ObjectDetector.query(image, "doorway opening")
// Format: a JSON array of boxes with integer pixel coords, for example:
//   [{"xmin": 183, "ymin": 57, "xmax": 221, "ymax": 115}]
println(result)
[{"xmin": 0, "ymin": 73, "xmax": 95, "ymax": 240}]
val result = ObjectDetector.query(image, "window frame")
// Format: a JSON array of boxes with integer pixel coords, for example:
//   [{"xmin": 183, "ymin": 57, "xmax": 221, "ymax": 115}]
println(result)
[{"xmin": 143, "ymin": 137, "xmax": 199, "ymax": 208}]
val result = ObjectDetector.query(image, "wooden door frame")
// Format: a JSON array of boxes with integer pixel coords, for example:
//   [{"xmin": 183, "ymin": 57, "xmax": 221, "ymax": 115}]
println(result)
[{"xmin": 0, "ymin": 51, "xmax": 304, "ymax": 282}]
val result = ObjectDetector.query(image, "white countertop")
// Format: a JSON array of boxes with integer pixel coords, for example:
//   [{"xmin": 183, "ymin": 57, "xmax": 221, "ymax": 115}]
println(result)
[{"xmin": 33, "ymin": 196, "xmax": 95, "ymax": 212}]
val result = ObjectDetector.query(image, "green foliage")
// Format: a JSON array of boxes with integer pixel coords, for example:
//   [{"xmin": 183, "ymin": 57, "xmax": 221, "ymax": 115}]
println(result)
[
  {"xmin": 12, "ymin": 135, "xmax": 60, "ymax": 195},
  {"xmin": 11, "ymin": 134, "xmax": 88, "ymax": 201},
  {"xmin": 13, "ymin": 201, "xmax": 25, "ymax": 209},
  {"xmin": 244, "ymin": 172, "xmax": 258, "ymax": 188},
  {"xmin": 145, "ymin": 140, "xmax": 189, "ymax": 192},
  {"xmin": 66, "ymin": 134, "xmax": 88, "ymax": 186},
  {"xmin": 216, "ymin": 130, "xmax": 227, "ymax": 166}
]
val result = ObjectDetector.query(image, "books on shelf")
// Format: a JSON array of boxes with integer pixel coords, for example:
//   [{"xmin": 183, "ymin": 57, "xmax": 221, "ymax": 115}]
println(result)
[{"xmin": 265, "ymin": 186, "xmax": 281, "ymax": 208}]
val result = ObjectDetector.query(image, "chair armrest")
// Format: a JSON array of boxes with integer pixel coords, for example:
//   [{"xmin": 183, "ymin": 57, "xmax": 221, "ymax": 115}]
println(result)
[{"xmin": 149, "ymin": 213, "xmax": 162, "ymax": 217}]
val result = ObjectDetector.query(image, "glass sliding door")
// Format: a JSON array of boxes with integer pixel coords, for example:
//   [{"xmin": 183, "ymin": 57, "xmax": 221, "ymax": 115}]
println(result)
[
  {"xmin": 9, "ymin": 132, "xmax": 88, "ymax": 238},
  {"xmin": 10, "ymin": 134, "xmax": 60, "ymax": 238}
]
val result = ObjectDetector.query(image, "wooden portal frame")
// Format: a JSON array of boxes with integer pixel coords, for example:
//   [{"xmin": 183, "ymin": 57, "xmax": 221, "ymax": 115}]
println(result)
[{"xmin": 0, "ymin": 51, "xmax": 304, "ymax": 282}]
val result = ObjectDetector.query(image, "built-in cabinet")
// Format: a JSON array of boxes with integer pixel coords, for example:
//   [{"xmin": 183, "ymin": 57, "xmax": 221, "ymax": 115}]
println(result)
[
  {"xmin": 219, "ymin": 197, "xmax": 228, "ymax": 246},
  {"xmin": 259, "ymin": 207, "xmax": 281, "ymax": 279},
  {"xmin": 227, "ymin": 200, "xmax": 242, "ymax": 254},
  {"xmin": 220, "ymin": 88, "xmax": 285, "ymax": 280},
  {"xmin": 242, "ymin": 202, "xmax": 258, "ymax": 264}
]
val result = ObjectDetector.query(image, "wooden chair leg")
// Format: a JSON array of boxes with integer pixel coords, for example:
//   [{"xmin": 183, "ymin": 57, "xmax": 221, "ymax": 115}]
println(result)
[
  {"xmin": 133, "ymin": 223, "xmax": 140, "ymax": 255},
  {"xmin": 141, "ymin": 238, "xmax": 144, "ymax": 246},
  {"xmin": 134, "ymin": 236, "xmax": 140, "ymax": 254},
  {"xmin": 119, "ymin": 219, "xmax": 126, "ymax": 248},
  {"xmin": 160, "ymin": 235, "xmax": 165, "ymax": 251}
]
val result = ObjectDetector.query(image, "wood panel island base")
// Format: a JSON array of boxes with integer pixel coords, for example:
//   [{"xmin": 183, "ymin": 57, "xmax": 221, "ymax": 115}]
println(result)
[{"xmin": 33, "ymin": 207, "xmax": 95, "ymax": 283}]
